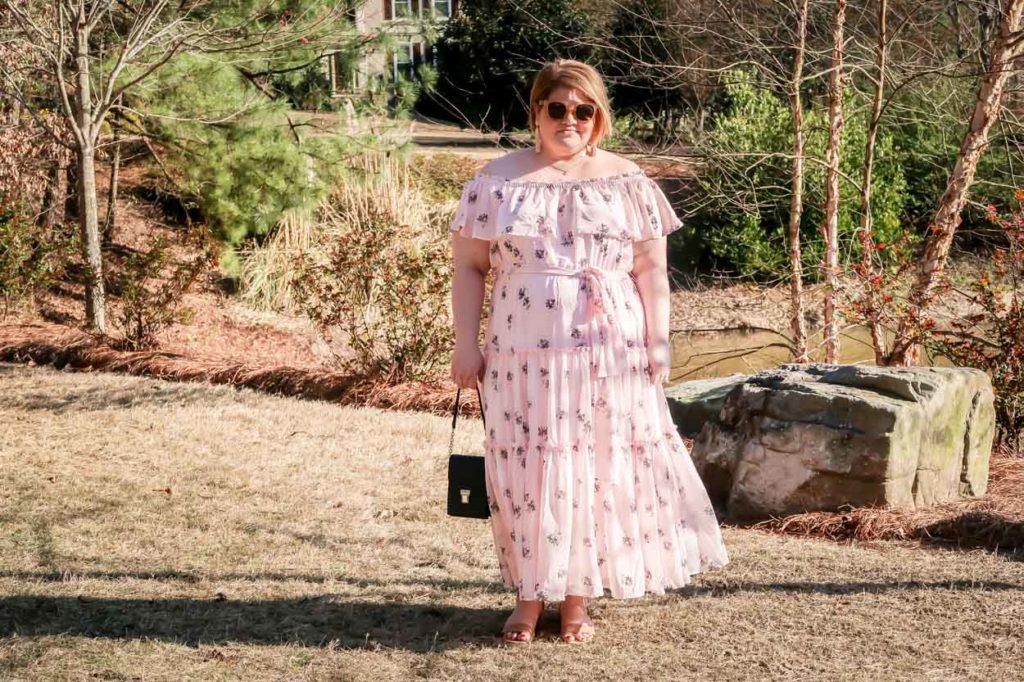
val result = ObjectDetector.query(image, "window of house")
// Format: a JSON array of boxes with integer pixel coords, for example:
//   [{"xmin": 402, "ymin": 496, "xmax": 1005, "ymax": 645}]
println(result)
[
  {"xmin": 392, "ymin": 41, "xmax": 415, "ymax": 81},
  {"xmin": 432, "ymin": 0, "xmax": 451, "ymax": 19},
  {"xmin": 333, "ymin": 52, "xmax": 358, "ymax": 91},
  {"xmin": 391, "ymin": 0, "xmax": 414, "ymax": 18}
]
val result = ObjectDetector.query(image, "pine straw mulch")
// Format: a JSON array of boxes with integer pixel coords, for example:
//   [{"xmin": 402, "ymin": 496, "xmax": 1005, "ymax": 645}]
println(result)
[
  {"xmin": 0, "ymin": 321, "xmax": 474, "ymax": 419},
  {"xmin": 745, "ymin": 447, "xmax": 1024, "ymax": 557}
]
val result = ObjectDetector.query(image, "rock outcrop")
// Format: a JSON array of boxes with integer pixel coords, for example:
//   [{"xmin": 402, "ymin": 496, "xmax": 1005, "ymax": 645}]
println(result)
[{"xmin": 668, "ymin": 363, "xmax": 995, "ymax": 520}]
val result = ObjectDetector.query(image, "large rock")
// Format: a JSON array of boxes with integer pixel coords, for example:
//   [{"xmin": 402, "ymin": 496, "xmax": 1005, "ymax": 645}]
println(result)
[
  {"xmin": 664, "ymin": 373, "xmax": 747, "ymax": 437},
  {"xmin": 675, "ymin": 363, "xmax": 995, "ymax": 520}
]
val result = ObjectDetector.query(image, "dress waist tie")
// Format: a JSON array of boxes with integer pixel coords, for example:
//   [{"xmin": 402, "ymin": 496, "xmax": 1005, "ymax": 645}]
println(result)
[{"xmin": 498, "ymin": 266, "xmax": 633, "ymax": 379}]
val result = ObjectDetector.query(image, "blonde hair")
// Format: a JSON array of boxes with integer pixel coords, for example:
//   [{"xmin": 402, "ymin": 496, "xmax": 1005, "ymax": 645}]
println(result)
[{"xmin": 527, "ymin": 58, "xmax": 613, "ymax": 147}]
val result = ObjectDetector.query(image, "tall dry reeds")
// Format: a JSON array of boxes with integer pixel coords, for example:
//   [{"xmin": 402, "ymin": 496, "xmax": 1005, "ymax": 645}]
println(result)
[
  {"xmin": 241, "ymin": 153, "xmax": 461, "ymax": 383},
  {"xmin": 238, "ymin": 208, "xmax": 316, "ymax": 314},
  {"xmin": 239, "ymin": 155, "xmax": 458, "ymax": 316}
]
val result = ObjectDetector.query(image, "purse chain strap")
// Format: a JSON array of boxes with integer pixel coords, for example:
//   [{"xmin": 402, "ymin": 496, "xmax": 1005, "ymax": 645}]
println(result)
[{"xmin": 447, "ymin": 383, "xmax": 486, "ymax": 457}]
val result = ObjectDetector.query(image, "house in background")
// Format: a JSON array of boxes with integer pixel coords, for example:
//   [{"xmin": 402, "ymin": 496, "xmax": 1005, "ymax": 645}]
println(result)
[{"xmin": 325, "ymin": 0, "xmax": 459, "ymax": 98}]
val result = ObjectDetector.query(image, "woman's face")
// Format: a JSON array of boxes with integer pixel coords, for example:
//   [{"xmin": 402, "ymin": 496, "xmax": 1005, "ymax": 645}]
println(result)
[{"xmin": 534, "ymin": 84, "xmax": 598, "ymax": 156}]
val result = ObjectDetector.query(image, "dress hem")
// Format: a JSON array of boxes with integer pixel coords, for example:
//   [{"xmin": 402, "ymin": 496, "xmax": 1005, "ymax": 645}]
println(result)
[{"xmin": 500, "ymin": 556, "xmax": 731, "ymax": 601}]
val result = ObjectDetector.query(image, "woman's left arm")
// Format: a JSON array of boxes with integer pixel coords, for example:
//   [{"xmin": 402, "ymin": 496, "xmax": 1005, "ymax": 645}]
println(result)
[{"xmin": 630, "ymin": 236, "xmax": 672, "ymax": 386}]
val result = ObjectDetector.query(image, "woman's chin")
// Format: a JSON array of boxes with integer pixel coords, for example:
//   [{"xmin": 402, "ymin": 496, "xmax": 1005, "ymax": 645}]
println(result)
[{"xmin": 548, "ymin": 137, "xmax": 581, "ymax": 151}]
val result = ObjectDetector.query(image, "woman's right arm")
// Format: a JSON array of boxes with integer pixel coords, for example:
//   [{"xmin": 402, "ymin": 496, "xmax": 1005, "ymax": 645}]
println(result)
[{"xmin": 450, "ymin": 233, "xmax": 491, "ymax": 388}]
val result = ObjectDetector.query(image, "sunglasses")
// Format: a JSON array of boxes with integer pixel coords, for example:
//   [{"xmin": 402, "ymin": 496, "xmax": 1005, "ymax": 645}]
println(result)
[{"xmin": 543, "ymin": 100, "xmax": 597, "ymax": 122}]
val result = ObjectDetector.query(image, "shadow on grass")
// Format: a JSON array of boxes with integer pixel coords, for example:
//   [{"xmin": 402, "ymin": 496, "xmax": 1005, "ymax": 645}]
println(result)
[
  {"xmin": 0, "ymin": 595, "xmax": 508, "ymax": 650},
  {"xmin": 0, "ymin": 569, "xmax": 498, "ymax": 590},
  {"xmin": 917, "ymin": 512, "xmax": 1024, "ymax": 560},
  {"xmin": 1, "ymin": 578, "xmax": 1022, "ymax": 651},
  {"xmin": 0, "ymin": 363, "xmax": 228, "ymax": 413}
]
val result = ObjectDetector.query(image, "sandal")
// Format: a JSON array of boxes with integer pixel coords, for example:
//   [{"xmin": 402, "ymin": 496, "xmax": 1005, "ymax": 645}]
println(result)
[
  {"xmin": 559, "ymin": 600, "xmax": 596, "ymax": 644},
  {"xmin": 560, "ymin": 619, "xmax": 595, "ymax": 643},
  {"xmin": 499, "ymin": 601, "xmax": 544, "ymax": 645}
]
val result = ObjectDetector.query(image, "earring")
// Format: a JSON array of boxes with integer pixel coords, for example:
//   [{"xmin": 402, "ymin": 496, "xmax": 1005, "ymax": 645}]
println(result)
[
  {"xmin": 586, "ymin": 142, "xmax": 596, "ymax": 156},
  {"xmin": 534, "ymin": 132, "xmax": 543, "ymax": 154}
]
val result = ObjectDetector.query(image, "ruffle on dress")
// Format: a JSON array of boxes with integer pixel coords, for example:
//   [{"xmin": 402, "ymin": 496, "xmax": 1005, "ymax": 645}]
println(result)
[{"xmin": 449, "ymin": 170, "xmax": 685, "ymax": 243}]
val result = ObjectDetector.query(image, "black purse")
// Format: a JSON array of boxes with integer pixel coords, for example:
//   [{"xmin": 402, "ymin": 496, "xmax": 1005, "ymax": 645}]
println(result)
[{"xmin": 446, "ymin": 385, "xmax": 490, "ymax": 519}]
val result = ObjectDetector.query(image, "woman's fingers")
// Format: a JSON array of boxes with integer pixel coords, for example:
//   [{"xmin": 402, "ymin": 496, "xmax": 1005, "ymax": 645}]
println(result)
[
  {"xmin": 453, "ymin": 371, "xmax": 478, "ymax": 389},
  {"xmin": 451, "ymin": 345, "xmax": 486, "ymax": 389}
]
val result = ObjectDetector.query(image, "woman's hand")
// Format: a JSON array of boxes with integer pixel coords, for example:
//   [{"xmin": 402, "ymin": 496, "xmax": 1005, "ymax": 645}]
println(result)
[
  {"xmin": 647, "ymin": 341, "xmax": 671, "ymax": 386},
  {"xmin": 451, "ymin": 343, "xmax": 486, "ymax": 389}
]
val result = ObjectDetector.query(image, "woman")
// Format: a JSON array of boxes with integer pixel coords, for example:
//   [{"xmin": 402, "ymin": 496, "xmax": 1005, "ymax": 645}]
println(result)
[{"xmin": 449, "ymin": 59, "xmax": 729, "ymax": 645}]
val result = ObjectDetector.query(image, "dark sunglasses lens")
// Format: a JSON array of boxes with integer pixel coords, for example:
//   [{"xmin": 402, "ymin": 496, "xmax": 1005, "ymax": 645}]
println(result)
[
  {"xmin": 547, "ymin": 102, "xmax": 567, "ymax": 119},
  {"xmin": 576, "ymin": 104, "xmax": 596, "ymax": 121}
]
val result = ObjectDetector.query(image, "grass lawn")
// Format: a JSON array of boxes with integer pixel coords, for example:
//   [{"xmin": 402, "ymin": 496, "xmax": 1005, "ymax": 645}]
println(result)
[{"xmin": 1, "ymin": 362, "xmax": 1021, "ymax": 681}]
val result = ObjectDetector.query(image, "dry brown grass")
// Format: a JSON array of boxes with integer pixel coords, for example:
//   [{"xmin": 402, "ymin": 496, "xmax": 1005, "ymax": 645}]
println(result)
[{"xmin": 1, "ymin": 362, "xmax": 1022, "ymax": 681}]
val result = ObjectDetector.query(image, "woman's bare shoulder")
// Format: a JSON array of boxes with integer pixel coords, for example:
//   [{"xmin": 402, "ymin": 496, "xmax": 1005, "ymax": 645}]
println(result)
[
  {"xmin": 478, "ymin": 150, "xmax": 534, "ymax": 178},
  {"xmin": 476, "ymin": 148, "xmax": 642, "ymax": 180},
  {"xmin": 596, "ymin": 149, "xmax": 642, "ymax": 175}
]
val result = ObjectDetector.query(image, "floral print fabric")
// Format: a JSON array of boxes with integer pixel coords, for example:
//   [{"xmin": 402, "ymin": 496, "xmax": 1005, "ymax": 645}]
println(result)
[{"xmin": 450, "ymin": 169, "xmax": 729, "ymax": 600}]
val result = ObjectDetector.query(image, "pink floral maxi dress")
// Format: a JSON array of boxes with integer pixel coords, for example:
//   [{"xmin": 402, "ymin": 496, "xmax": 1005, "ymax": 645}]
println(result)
[{"xmin": 449, "ymin": 169, "xmax": 729, "ymax": 601}]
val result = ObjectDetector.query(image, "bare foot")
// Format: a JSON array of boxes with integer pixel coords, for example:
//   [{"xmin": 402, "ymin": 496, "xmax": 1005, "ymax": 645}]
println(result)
[
  {"xmin": 500, "ymin": 599, "xmax": 544, "ymax": 644},
  {"xmin": 559, "ymin": 595, "xmax": 595, "ymax": 643}
]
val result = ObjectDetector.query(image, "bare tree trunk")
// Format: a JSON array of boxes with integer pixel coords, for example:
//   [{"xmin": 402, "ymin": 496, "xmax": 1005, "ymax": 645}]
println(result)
[
  {"xmin": 74, "ymin": 18, "xmax": 106, "ymax": 335},
  {"xmin": 77, "ymin": 144, "xmax": 106, "ymax": 334},
  {"xmin": 822, "ymin": 0, "xmax": 846, "ymax": 363},
  {"xmin": 787, "ymin": 0, "xmax": 811, "ymax": 364},
  {"xmin": 103, "ymin": 107, "xmax": 121, "ymax": 245},
  {"xmin": 859, "ymin": 0, "xmax": 888, "ymax": 365},
  {"xmin": 887, "ymin": 0, "xmax": 1024, "ymax": 366}
]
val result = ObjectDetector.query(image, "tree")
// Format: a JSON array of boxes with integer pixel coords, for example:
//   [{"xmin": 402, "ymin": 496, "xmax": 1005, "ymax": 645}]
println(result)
[
  {"xmin": 430, "ymin": 0, "xmax": 596, "ymax": 133},
  {"xmin": 886, "ymin": 0, "xmax": 1024, "ymax": 365},
  {"xmin": 788, "ymin": 0, "xmax": 812, "ymax": 363},
  {"xmin": 0, "ymin": 0, "xmax": 360, "ymax": 335},
  {"xmin": 821, "ymin": 0, "xmax": 847, "ymax": 363},
  {"xmin": 602, "ymin": 0, "xmax": 691, "ymax": 142},
  {"xmin": 855, "ymin": 0, "xmax": 889, "ymax": 366}
]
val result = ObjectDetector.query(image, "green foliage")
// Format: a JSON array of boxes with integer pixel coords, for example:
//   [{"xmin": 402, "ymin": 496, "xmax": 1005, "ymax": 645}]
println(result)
[
  {"xmin": 133, "ymin": 52, "xmax": 359, "ymax": 268},
  {"xmin": 689, "ymin": 68, "xmax": 907, "ymax": 280},
  {"xmin": 431, "ymin": 0, "xmax": 596, "ymax": 131},
  {"xmin": 0, "ymin": 200, "xmax": 76, "ymax": 316},
  {"xmin": 602, "ymin": 110, "xmax": 647, "ymax": 148},
  {"xmin": 272, "ymin": 63, "xmax": 336, "ymax": 112},
  {"xmin": 188, "ymin": 123, "xmax": 321, "ymax": 246},
  {"xmin": 102, "ymin": 1, "xmax": 384, "ymax": 274},
  {"xmin": 886, "ymin": 77, "xmax": 1020, "ymax": 232},
  {"xmin": 392, "ymin": 72, "xmax": 424, "ymax": 116}
]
